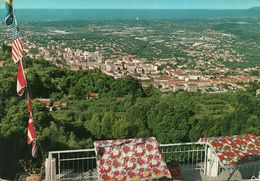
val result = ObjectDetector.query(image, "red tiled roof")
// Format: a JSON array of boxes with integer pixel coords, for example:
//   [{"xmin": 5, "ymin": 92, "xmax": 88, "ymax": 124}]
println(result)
[
  {"xmin": 35, "ymin": 98, "xmax": 51, "ymax": 106},
  {"xmin": 0, "ymin": 61, "xmax": 5, "ymax": 66},
  {"xmin": 88, "ymin": 93, "xmax": 99, "ymax": 97},
  {"xmin": 172, "ymin": 70, "xmax": 187, "ymax": 76}
]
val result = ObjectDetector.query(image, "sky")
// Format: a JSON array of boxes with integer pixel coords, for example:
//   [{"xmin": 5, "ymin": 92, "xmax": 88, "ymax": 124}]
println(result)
[{"xmin": 0, "ymin": 0, "xmax": 260, "ymax": 9}]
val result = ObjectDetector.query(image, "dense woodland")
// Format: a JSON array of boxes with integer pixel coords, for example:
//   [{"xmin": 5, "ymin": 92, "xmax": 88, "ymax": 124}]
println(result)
[{"xmin": 0, "ymin": 45, "xmax": 260, "ymax": 179}]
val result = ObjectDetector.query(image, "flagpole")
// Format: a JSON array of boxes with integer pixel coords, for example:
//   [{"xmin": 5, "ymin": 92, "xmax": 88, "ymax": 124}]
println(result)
[{"xmin": 6, "ymin": 0, "xmax": 42, "ymax": 160}]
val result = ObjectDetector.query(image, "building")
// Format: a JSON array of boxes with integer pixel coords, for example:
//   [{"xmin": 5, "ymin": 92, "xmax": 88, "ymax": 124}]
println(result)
[
  {"xmin": 185, "ymin": 83, "xmax": 198, "ymax": 92},
  {"xmin": 35, "ymin": 98, "xmax": 68, "ymax": 110},
  {"xmin": 189, "ymin": 73, "xmax": 201, "ymax": 80},
  {"xmin": 87, "ymin": 93, "xmax": 99, "ymax": 99},
  {"xmin": 169, "ymin": 83, "xmax": 185, "ymax": 92},
  {"xmin": 105, "ymin": 61, "xmax": 115, "ymax": 72},
  {"xmin": 0, "ymin": 61, "xmax": 5, "ymax": 67},
  {"xmin": 172, "ymin": 70, "xmax": 187, "ymax": 80},
  {"xmin": 126, "ymin": 63, "xmax": 136, "ymax": 73},
  {"xmin": 114, "ymin": 62, "xmax": 124, "ymax": 71},
  {"xmin": 35, "ymin": 98, "xmax": 52, "ymax": 107}
]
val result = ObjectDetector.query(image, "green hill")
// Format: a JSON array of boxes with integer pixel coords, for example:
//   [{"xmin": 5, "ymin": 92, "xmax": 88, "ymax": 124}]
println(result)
[{"xmin": 0, "ymin": 48, "xmax": 259, "ymax": 179}]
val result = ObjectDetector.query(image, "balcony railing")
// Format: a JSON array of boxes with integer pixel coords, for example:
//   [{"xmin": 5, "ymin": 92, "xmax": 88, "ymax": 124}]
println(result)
[
  {"xmin": 46, "ymin": 142, "xmax": 207, "ymax": 181},
  {"xmin": 46, "ymin": 148, "xmax": 97, "ymax": 181},
  {"xmin": 45, "ymin": 142, "xmax": 260, "ymax": 181},
  {"xmin": 160, "ymin": 142, "xmax": 207, "ymax": 171}
]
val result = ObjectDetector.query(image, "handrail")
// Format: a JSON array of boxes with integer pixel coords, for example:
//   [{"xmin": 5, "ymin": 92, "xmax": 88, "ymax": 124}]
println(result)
[
  {"xmin": 49, "ymin": 148, "xmax": 95, "ymax": 154},
  {"xmin": 160, "ymin": 142, "xmax": 206, "ymax": 147},
  {"xmin": 48, "ymin": 142, "xmax": 206, "ymax": 154}
]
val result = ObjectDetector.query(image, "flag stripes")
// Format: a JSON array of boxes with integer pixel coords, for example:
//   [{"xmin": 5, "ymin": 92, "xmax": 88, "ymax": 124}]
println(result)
[
  {"xmin": 12, "ymin": 27, "xmax": 23, "ymax": 63},
  {"xmin": 27, "ymin": 95, "xmax": 38, "ymax": 158},
  {"xmin": 27, "ymin": 111, "xmax": 36, "ymax": 144},
  {"xmin": 17, "ymin": 60, "xmax": 27, "ymax": 96},
  {"xmin": 31, "ymin": 141, "xmax": 38, "ymax": 158}
]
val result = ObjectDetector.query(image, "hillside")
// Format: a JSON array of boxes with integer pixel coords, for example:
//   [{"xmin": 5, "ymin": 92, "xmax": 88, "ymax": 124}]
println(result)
[{"xmin": 0, "ymin": 49, "xmax": 259, "ymax": 179}]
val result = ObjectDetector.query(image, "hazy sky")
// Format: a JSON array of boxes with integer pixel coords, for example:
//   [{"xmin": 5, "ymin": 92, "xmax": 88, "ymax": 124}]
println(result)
[{"xmin": 1, "ymin": 0, "xmax": 260, "ymax": 9}]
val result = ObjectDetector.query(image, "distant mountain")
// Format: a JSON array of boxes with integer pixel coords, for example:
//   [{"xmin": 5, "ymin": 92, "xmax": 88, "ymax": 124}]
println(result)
[
  {"xmin": 249, "ymin": 7, "xmax": 260, "ymax": 10},
  {"xmin": 1, "ymin": 9, "xmax": 260, "ymax": 22}
]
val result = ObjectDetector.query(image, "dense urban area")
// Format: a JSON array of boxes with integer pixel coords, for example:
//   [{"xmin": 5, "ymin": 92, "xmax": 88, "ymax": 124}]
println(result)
[{"xmin": 1, "ymin": 20, "xmax": 260, "ymax": 93}]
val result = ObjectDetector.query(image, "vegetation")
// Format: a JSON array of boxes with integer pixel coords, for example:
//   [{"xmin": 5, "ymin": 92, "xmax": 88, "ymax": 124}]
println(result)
[
  {"xmin": 0, "ymin": 47, "xmax": 259, "ymax": 179},
  {"xmin": 19, "ymin": 159, "xmax": 45, "ymax": 176}
]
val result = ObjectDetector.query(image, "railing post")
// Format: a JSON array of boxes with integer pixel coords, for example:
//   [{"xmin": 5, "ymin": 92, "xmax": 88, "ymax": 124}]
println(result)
[
  {"xmin": 203, "ymin": 144, "xmax": 207, "ymax": 176},
  {"xmin": 46, "ymin": 152, "xmax": 53, "ymax": 181},
  {"xmin": 58, "ymin": 152, "xmax": 61, "ymax": 180}
]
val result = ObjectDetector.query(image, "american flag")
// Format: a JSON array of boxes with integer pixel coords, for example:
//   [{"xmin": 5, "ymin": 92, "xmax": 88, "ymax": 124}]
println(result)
[
  {"xmin": 27, "ymin": 94, "xmax": 38, "ymax": 158},
  {"xmin": 12, "ymin": 26, "xmax": 23, "ymax": 63}
]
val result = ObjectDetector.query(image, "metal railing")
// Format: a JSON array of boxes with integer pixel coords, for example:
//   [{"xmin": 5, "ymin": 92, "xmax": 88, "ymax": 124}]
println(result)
[
  {"xmin": 219, "ymin": 161, "xmax": 260, "ymax": 180},
  {"xmin": 160, "ymin": 142, "xmax": 207, "ymax": 171},
  {"xmin": 46, "ymin": 142, "xmax": 208, "ymax": 181},
  {"xmin": 46, "ymin": 149, "xmax": 97, "ymax": 181}
]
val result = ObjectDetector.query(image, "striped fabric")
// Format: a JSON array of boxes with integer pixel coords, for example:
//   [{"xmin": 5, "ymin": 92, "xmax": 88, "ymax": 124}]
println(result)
[
  {"xmin": 17, "ymin": 60, "xmax": 27, "ymax": 96},
  {"xmin": 31, "ymin": 140, "xmax": 38, "ymax": 158},
  {"xmin": 12, "ymin": 26, "xmax": 23, "ymax": 63},
  {"xmin": 27, "ymin": 95, "xmax": 38, "ymax": 158}
]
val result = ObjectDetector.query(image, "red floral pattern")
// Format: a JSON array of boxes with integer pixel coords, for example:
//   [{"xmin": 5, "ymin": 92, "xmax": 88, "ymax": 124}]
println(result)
[
  {"xmin": 199, "ymin": 134, "xmax": 260, "ymax": 167},
  {"xmin": 94, "ymin": 137, "xmax": 171, "ymax": 181}
]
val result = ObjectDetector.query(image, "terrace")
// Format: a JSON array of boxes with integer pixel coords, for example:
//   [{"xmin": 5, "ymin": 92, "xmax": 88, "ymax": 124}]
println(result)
[{"xmin": 45, "ymin": 135, "xmax": 260, "ymax": 181}]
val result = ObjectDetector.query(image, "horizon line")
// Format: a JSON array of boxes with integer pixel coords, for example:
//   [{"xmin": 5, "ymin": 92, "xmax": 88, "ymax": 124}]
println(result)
[{"xmin": 0, "ymin": 8, "xmax": 258, "ymax": 10}]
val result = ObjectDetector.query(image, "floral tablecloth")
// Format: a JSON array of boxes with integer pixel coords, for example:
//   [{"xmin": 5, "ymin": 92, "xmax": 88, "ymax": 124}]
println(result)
[
  {"xmin": 199, "ymin": 134, "xmax": 260, "ymax": 167},
  {"xmin": 94, "ymin": 137, "xmax": 171, "ymax": 181}
]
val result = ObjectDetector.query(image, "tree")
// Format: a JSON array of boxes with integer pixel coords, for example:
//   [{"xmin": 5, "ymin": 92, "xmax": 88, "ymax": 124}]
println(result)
[{"xmin": 111, "ymin": 76, "xmax": 145, "ymax": 104}]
